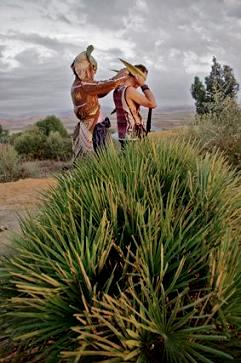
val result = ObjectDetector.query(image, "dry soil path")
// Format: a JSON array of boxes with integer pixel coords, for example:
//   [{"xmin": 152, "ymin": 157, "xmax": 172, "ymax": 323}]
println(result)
[{"xmin": 0, "ymin": 178, "xmax": 56, "ymax": 255}]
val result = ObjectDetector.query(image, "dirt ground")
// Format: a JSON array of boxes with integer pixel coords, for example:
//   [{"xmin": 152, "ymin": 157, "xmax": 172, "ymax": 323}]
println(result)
[{"xmin": 0, "ymin": 178, "xmax": 57, "ymax": 255}]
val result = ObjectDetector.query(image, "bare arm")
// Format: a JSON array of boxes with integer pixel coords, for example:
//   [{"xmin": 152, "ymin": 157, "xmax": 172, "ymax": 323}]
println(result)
[
  {"xmin": 81, "ymin": 76, "xmax": 127, "ymax": 96},
  {"xmin": 126, "ymin": 86, "xmax": 157, "ymax": 108}
]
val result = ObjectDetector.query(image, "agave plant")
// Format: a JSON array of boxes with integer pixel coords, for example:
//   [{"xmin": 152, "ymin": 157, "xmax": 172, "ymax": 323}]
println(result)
[{"xmin": 0, "ymin": 139, "xmax": 241, "ymax": 362}]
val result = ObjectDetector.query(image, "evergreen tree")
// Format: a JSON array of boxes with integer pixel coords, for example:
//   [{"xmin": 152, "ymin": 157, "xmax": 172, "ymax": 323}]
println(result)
[
  {"xmin": 191, "ymin": 57, "xmax": 239, "ymax": 114},
  {"xmin": 191, "ymin": 76, "xmax": 208, "ymax": 114}
]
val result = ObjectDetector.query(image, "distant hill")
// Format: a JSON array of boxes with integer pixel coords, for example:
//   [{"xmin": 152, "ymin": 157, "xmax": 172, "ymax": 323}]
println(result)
[{"xmin": 0, "ymin": 106, "xmax": 194, "ymax": 133}]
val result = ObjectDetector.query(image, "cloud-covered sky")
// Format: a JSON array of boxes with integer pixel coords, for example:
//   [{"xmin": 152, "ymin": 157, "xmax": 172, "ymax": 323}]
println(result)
[{"xmin": 0, "ymin": 0, "xmax": 241, "ymax": 116}]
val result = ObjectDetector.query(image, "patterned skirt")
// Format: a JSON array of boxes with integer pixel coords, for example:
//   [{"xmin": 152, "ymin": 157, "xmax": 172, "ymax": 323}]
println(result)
[{"xmin": 72, "ymin": 121, "xmax": 93, "ymax": 160}]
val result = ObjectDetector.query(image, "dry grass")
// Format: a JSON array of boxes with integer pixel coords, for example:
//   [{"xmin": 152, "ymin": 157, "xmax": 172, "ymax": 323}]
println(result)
[
  {"xmin": 21, "ymin": 160, "xmax": 72, "ymax": 178},
  {"xmin": 148, "ymin": 127, "xmax": 185, "ymax": 140}
]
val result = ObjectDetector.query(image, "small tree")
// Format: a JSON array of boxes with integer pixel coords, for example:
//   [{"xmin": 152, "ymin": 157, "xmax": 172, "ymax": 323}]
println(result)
[
  {"xmin": 36, "ymin": 115, "xmax": 68, "ymax": 138},
  {"xmin": 191, "ymin": 57, "xmax": 239, "ymax": 114}
]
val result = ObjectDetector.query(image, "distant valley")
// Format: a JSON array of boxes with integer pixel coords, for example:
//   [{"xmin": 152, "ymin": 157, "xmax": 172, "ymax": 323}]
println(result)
[{"xmin": 0, "ymin": 106, "xmax": 194, "ymax": 133}]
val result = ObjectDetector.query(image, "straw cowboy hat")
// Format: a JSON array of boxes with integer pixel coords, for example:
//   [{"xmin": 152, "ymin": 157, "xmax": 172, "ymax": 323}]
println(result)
[{"xmin": 119, "ymin": 58, "xmax": 147, "ymax": 81}]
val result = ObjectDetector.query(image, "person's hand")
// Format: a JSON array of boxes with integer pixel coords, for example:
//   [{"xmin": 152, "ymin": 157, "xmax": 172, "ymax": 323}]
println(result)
[
  {"xmin": 117, "ymin": 68, "xmax": 129, "ymax": 77},
  {"xmin": 135, "ymin": 74, "xmax": 146, "ymax": 87},
  {"xmin": 112, "ymin": 68, "xmax": 129, "ymax": 81}
]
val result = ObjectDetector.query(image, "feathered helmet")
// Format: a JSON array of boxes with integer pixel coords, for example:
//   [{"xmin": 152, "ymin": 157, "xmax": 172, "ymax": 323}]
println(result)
[{"xmin": 71, "ymin": 45, "xmax": 97, "ymax": 79}]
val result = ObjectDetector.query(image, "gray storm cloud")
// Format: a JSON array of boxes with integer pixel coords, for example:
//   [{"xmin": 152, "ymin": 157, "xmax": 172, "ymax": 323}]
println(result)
[{"xmin": 0, "ymin": 0, "xmax": 241, "ymax": 116}]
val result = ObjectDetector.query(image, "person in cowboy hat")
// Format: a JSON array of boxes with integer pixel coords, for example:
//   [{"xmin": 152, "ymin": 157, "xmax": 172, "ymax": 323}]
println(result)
[
  {"xmin": 71, "ymin": 45, "xmax": 128, "ymax": 159},
  {"xmin": 113, "ymin": 60, "xmax": 156, "ymax": 148}
]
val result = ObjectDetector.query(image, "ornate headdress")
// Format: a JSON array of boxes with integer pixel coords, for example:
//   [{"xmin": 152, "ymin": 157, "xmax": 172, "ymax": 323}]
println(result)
[{"xmin": 71, "ymin": 45, "xmax": 97, "ymax": 80}]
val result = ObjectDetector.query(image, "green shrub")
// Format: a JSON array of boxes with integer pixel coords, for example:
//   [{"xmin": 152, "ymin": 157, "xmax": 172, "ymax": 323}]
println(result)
[
  {"xmin": 36, "ymin": 115, "xmax": 68, "ymax": 138},
  {"xmin": 9, "ymin": 131, "xmax": 22, "ymax": 145},
  {"xmin": 14, "ymin": 128, "xmax": 72, "ymax": 161},
  {"xmin": 0, "ymin": 140, "xmax": 241, "ymax": 362},
  {"xmin": 0, "ymin": 144, "xmax": 21, "ymax": 182},
  {"xmin": 186, "ymin": 94, "xmax": 241, "ymax": 169},
  {"xmin": 44, "ymin": 131, "xmax": 72, "ymax": 160},
  {"xmin": 0, "ymin": 144, "xmax": 41, "ymax": 182},
  {"xmin": 0, "ymin": 124, "xmax": 9, "ymax": 143},
  {"xmin": 14, "ymin": 128, "xmax": 47, "ymax": 159}
]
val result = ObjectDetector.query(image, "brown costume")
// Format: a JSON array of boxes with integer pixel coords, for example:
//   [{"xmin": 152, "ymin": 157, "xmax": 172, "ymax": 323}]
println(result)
[{"xmin": 71, "ymin": 45, "xmax": 127, "ymax": 158}]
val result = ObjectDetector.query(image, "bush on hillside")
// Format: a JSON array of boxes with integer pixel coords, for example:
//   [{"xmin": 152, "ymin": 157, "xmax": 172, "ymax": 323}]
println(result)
[
  {"xmin": 44, "ymin": 131, "xmax": 72, "ymax": 160},
  {"xmin": 0, "ymin": 144, "xmax": 21, "ymax": 182},
  {"xmin": 14, "ymin": 127, "xmax": 47, "ymax": 159},
  {"xmin": 36, "ymin": 115, "xmax": 68, "ymax": 138},
  {"xmin": 14, "ymin": 128, "xmax": 72, "ymax": 161},
  {"xmin": 185, "ymin": 93, "xmax": 241, "ymax": 169},
  {"xmin": 0, "ymin": 124, "xmax": 9, "ymax": 144},
  {"xmin": 0, "ymin": 140, "xmax": 241, "ymax": 362},
  {"xmin": 9, "ymin": 131, "xmax": 23, "ymax": 145},
  {"xmin": 0, "ymin": 144, "xmax": 41, "ymax": 182}
]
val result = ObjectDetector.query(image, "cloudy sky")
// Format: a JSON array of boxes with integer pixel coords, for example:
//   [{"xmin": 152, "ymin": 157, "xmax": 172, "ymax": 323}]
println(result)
[{"xmin": 0, "ymin": 0, "xmax": 241, "ymax": 116}]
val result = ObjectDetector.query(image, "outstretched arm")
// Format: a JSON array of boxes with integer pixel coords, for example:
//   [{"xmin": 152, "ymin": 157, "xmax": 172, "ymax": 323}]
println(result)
[
  {"xmin": 81, "ymin": 77, "xmax": 125, "ymax": 96},
  {"xmin": 82, "ymin": 70, "xmax": 128, "ymax": 97}
]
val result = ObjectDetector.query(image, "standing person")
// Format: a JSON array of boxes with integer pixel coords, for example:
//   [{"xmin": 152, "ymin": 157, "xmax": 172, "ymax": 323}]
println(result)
[
  {"xmin": 113, "ymin": 62, "xmax": 156, "ymax": 148},
  {"xmin": 71, "ymin": 45, "xmax": 128, "ymax": 159}
]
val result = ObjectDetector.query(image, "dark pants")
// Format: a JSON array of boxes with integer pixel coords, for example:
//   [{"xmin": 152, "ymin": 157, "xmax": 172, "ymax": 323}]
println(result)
[{"xmin": 92, "ymin": 117, "xmax": 111, "ymax": 153}]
